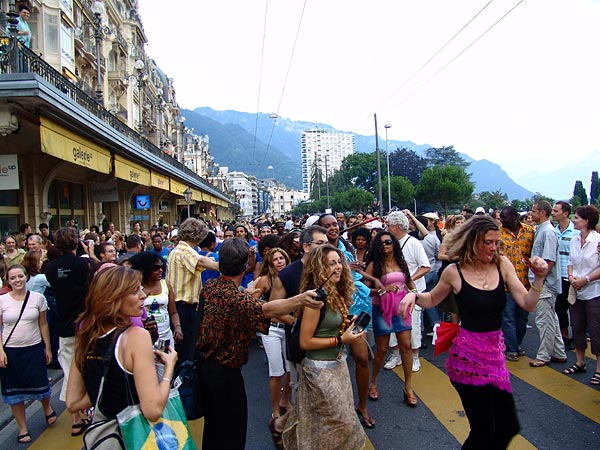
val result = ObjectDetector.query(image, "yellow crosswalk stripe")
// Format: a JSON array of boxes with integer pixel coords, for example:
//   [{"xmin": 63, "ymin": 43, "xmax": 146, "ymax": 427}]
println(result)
[
  {"xmin": 392, "ymin": 358, "xmax": 536, "ymax": 450},
  {"xmin": 506, "ymin": 358, "xmax": 600, "ymax": 423}
]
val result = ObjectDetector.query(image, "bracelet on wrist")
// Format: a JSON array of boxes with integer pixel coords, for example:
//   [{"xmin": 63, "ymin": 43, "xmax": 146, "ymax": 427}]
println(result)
[
  {"xmin": 530, "ymin": 283, "xmax": 543, "ymax": 292},
  {"xmin": 336, "ymin": 335, "xmax": 343, "ymax": 346},
  {"xmin": 585, "ymin": 275, "xmax": 591, "ymax": 283}
]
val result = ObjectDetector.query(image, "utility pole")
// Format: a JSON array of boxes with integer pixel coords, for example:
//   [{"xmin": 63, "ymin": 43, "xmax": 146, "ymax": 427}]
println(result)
[{"xmin": 374, "ymin": 114, "xmax": 383, "ymax": 216}]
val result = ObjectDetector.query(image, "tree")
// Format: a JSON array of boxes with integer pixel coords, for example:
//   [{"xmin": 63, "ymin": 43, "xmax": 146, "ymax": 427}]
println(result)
[
  {"xmin": 531, "ymin": 192, "xmax": 555, "ymax": 205},
  {"xmin": 331, "ymin": 188, "xmax": 374, "ymax": 213},
  {"xmin": 336, "ymin": 152, "xmax": 379, "ymax": 193},
  {"xmin": 389, "ymin": 147, "xmax": 428, "ymax": 185},
  {"xmin": 571, "ymin": 181, "xmax": 588, "ymax": 208},
  {"xmin": 416, "ymin": 165, "xmax": 474, "ymax": 217},
  {"xmin": 591, "ymin": 171, "xmax": 600, "ymax": 205},
  {"xmin": 383, "ymin": 175, "xmax": 415, "ymax": 210},
  {"xmin": 425, "ymin": 145, "xmax": 470, "ymax": 169},
  {"xmin": 476, "ymin": 190, "xmax": 509, "ymax": 211},
  {"xmin": 511, "ymin": 199, "xmax": 531, "ymax": 212}
]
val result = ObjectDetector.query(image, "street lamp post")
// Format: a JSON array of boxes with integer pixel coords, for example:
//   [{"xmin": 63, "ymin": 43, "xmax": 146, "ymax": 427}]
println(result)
[
  {"xmin": 384, "ymin": 124, "xmax": 392, "ymax": 213},
  {"xmin": 133, "ymin": 59, "xmax": 146, "ymax": 134},
  {"xmin": 92, "ymin": 2, "xmax": 104, "ymax": 102},
  {"xmin": 325, "ymin": 154, "xmax": 330, "ymax": 211},
  {"xmin": 183, "ymin": 187, "xmax": 192, "ymax": 219}
]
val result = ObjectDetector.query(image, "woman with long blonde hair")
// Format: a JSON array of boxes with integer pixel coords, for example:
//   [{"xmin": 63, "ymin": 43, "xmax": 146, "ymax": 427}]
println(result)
[
  {"xmin": 66, "ymin": 265, "xmax": 177, "ymax": 422},
  {"xmin": 282, "ymin": 244, "xmax": 366, "ymax": 450}
]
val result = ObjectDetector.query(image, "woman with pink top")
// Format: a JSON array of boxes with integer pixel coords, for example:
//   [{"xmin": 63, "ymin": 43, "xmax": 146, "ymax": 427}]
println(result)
[{"xmin": 365, "ymin": 231, "xmax": 418, "ymax": 407}]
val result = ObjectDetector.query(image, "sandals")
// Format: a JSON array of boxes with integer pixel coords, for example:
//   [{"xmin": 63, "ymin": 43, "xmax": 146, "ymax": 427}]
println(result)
[
  {"xmin": 590, "ymin": 371, "xmax": 600, "ymax": 385},
  {"xmin": 17, "ymin": 433, "xmax": 31, "ymax": 444},
  {"xmin": 564, "ymin": 363, "xmax": 586, "ymax": 374},
  {"xmin": 356, "ymin": 408, "xmax": 376, "ymax": 429},
  {"xmin": 529, "ymin": 359, "xmax": 549, "ymax": 367},
  {"xmin": 268, "ymin": 417, "xmax": 284, "ymax": 450},
  {"xmin": 368, "ymin": 384, "xmax": 379, "ymax": 401},
  {"xmin": 403, "ymin": 388, "xmax": 418, "ymax": 407},
  {"xmin": 45, "ymin": 408, "xmax": 57, "ymax": 426},
  {"xmin": 71, "ymin": 418, "xmax": 91, "ymax": 437}
]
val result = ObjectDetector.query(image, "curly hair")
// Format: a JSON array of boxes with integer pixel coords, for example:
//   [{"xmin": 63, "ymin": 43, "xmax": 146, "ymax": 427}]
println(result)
[
  {"xmin": 277, "ymin": 231, "xmax": 301, "ymax": 262},
  {"xmin": 128, "ymin": 251, "xmax": 163, "ymax": 284},
  {"xmin": 177, "ymin": 218, "xmax": 209, "ymax": 244},
  {"xmin": 259, "ymin": 247, "xmax": 290, "ymax": 279},
  {"xmin": 366, "ymin": 231, "xmax": 412, "ymax": 283},
  {"xmin": 73, "ymin": 266, "xmax": 141, "ymax": 370},
  {"xmin": 300, "ymin": 244, "xmax": 354, "ymax": 313},
  {"xmin": 444, "ymin": 216, "xmax": 500, "ymax": 266}
]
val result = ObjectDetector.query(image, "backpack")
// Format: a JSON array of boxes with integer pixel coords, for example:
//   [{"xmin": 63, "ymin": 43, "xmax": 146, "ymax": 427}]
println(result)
[{"xmin": 286, "ymin": 304, "xmax": 328, "ymax": 363}]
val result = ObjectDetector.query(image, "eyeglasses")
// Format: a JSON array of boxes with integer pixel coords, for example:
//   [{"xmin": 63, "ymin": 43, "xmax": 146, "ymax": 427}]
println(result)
[
  {"xmin": 152, "ymin": 265, "xmax": 163, "ymax": 271},
  {"xmin": 381, "ymin": 239, "xmax": 394, "ymax": 246}
]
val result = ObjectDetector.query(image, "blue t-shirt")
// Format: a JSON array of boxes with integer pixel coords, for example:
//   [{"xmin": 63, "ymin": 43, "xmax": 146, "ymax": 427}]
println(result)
[{"xmin": 198, "ymin": 250, "xmax": 220, "ymax": 284}]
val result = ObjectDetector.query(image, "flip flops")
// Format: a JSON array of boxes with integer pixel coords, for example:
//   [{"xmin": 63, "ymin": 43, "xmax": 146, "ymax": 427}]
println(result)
[
  {"xmin": 17, "ymin": 433, "xmax": 31, "ymax": 444},
  {"xmin": 45, "ymin": 409, "xmax": 57, "ymax": 426}
]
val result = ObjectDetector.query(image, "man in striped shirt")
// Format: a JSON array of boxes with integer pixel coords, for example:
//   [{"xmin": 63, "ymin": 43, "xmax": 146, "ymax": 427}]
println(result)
[
  {"xmin": 167, "ymin": 218, "xmax": 219, "ymax": 363},
  {"xmin": 552, "ymin": 201, "xmax": 579, "ymax": 350}
]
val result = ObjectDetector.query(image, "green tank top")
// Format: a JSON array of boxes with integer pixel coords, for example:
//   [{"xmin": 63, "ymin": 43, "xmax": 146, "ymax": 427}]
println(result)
[{"xmin": 305, "ymin": 308, "xmax": 343, "ymax": 361}]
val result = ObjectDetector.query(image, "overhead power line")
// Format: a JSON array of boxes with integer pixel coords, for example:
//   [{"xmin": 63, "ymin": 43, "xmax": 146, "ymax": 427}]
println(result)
[
  {"xmin": 261, "ymin": 0, "xmax": 308, "ymax": 164},
  {"xmin": 251, "ymin": 0, "xmax": 270, "ymax": 163}
]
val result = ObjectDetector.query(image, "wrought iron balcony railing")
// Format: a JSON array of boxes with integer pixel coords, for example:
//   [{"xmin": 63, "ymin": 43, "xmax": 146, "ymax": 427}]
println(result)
[{"xmin": 0, "ymin": 36, "xmax": 229, "ymax": 201}]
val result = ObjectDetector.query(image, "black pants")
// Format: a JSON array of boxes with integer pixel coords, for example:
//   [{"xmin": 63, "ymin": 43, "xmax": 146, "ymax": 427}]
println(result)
[
  {"xmin": 452, "ymin": 382, "xmax": 520, "ymax": 450},
  {"xmin": 175, "ymin": 302, "xmax": 198, "ymax": 363},
  {"xmin": 199, "ymin": 360, "xmax": 247, "ymax": 450},
  {"xmin": 555, "ymin": 278, "xmax": 571, "ymax": 332}
]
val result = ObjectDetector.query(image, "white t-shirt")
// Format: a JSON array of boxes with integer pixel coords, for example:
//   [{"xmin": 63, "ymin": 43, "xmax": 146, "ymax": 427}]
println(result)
[
  {"xmin": 398, "ymin": 235, "xmax": 431, "ymax": 293},
  {"xmin": 0, "ymin": 291, "xmax": 47, "ymax": 347}
]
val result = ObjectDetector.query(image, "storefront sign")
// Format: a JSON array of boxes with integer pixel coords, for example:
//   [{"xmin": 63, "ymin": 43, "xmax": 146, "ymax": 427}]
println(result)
[
  {"xmin": 151, "ymin": 171, "xmax": 169, "ymax": 191},
  {"xmin": 170, "ymin": 179, "xmax": 187, "ymax": 196},
  {"xmin": 0, "ymin": 154, "xmax": 19, "ymax": 190},
  {"xmin": 114, "ymin": 155, "xmax": 150, "ymax": 185},
  {"xmin": 40, "ymin": 117, "xmax": 111, "ymax": 173}
]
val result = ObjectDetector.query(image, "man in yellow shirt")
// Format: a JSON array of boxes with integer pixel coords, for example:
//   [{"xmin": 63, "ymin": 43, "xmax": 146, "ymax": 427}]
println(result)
[
  {"xmin": 167, "ymin": 218, "xmax": 219, "ymax": 362},
  {"xmin": 500, "ymin": 206, "xmax": 535, "ymax": 361}
]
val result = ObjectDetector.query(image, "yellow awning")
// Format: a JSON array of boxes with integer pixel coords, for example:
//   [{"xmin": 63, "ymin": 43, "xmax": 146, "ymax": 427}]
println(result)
[
  {"xmin": 151, "ymin": 171, "xmax": 170, "ymax": 191},
  {"xmin": 192, "ymin": 189, "xmax": 203, "ymax": 202},
  {"xmin": 40, "ymin": 117, "xmax": 111, "ymax": 173},
  {"xmin": 114, "ymin": 155, "xmax": 151, "ymax": 185},
  {"xmin": 170, "ymin": 179, "xmax": 187, "ymax": 196}
]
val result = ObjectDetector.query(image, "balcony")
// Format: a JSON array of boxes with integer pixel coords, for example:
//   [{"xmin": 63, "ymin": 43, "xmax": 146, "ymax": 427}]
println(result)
[{"xmin": 0, "ymin": 37, "xmax": 230, "ymax": 203}]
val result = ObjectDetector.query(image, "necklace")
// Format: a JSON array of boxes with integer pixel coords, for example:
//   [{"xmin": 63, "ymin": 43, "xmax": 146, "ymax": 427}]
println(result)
[{"xmin": 474, "ymin": 264, "xmax": 492, "ymax": 289}]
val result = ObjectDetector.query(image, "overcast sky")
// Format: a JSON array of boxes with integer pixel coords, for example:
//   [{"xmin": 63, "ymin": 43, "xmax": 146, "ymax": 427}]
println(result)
[{"xmin": 138, "ymin": 0, "xmax": 600, "ymax": 189}]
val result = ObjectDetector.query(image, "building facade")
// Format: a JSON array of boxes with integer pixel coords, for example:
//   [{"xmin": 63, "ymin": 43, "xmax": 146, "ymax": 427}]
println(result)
[
  {"xmin": 0, "ymin": 0, "xmax": 232, "ymax": 236},
  {"xmin": 301, "ymin": 128, "xmax": 354, "ymax": 194}
]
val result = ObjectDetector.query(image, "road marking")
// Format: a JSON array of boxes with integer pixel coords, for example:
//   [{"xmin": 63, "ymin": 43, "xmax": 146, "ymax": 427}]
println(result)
[
  {"xmin": 392, "ymin": 358, "xmax": 536, "ymax": 449},
  {"xmin": 507, "ymin": 358, "xmax": 600, "ymax": 423}
]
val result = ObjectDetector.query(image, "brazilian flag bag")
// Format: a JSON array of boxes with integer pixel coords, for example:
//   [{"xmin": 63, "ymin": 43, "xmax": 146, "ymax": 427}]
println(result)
[{"xmin": 117, "ymin": 387, "xmax": 197, "ymax": 450}]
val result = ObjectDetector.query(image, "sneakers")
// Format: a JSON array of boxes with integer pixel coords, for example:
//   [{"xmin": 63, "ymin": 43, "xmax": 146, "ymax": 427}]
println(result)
[
  {"xmin": 384, "ymin": 354, "xmax": 402, "ymax": 370},
  {"xmin": 412, "ymin": 357, "xmax": 421, "ymax": 372}
]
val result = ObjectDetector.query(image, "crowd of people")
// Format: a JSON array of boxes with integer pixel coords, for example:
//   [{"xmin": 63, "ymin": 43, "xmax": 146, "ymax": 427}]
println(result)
[{"xmin": 0, "ymin": 202, "xmax": 598, "ymax": 449}]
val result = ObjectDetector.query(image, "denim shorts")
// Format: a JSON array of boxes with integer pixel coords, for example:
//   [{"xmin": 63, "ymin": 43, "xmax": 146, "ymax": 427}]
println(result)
[{"xmin": 372, "ymin": 304, "xmax": 412, "ymax": 337}]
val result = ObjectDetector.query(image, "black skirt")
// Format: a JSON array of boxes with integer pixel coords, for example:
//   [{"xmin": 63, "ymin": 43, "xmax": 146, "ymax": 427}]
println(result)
[{"xmin": 0, "ymin": 341, "xmax": 50, "ymax": 405}]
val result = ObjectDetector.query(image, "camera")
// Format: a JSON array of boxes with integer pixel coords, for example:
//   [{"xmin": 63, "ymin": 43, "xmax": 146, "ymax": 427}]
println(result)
[
  {"xmin": 315, "ymin": 286, "xmax": 328, "ymax": 301},
  {"xmin": 351, "ymin": 312, "xmax": 371, "ymax": 334}
]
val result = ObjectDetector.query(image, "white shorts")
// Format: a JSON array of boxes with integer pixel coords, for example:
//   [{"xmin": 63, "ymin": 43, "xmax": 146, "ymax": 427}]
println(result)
[
  {"xmin": 411, "ymin": 306, "xmax": 423, "ymax": 350},
  {"xmin": 260, "ymin": 325, "xmax": 289, "ymax": 377},
  {"xmin": 58, "ymin": 336, "xmax": 75, "ymax": 402}
]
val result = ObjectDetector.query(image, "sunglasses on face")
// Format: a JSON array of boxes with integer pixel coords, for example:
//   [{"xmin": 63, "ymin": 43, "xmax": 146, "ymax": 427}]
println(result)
[
  {"xmin": 152, "ymin": 265, "xmax": 163, "ymax": 271},
  {"xmin": 381, "ymin": 239, "xmax": 394, "ymax": 246}
]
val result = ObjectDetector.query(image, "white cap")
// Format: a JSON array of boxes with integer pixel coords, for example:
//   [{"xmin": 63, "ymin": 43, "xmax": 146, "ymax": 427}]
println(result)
[
  {"xmin": 475, "ymin": 207, "xmax": 485, "ymax": 214},
  {"xmin": 304, "ymin": 215, "xmax": 320, "ymax": 227}
]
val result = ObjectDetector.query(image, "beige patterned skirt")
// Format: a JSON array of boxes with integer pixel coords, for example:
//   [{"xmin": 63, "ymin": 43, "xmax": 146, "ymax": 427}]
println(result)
[{"xmin": 282, "ymin": 357, "xmax": 366, "ymax": 450}]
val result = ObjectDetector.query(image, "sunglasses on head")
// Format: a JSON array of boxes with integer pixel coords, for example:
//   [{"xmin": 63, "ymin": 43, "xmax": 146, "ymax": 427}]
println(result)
[{"xmin": 381, "ymin": 239, "xmax": 394, "ymax": 246}]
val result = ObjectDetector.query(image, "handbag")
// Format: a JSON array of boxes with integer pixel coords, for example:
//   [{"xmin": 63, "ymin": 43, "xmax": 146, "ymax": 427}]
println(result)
[
  {"xmin": 83, "ymin": 329, "xmax": 127, "ymax": 450},
  {"xmin": 117, "ymin": 388, "xmax": 197, "ymax": 450},
  {"xmin": 174, "ymin": 294, "xmax": 205, "ymax": 420}
]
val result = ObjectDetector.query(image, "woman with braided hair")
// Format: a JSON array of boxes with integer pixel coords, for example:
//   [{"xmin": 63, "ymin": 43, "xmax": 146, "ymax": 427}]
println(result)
[{"xmin": 282, "ymin": 244, "xmax": 366, "ymax": 450}]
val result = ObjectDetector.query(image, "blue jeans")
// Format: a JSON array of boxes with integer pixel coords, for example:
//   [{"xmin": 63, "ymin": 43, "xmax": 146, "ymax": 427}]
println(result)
[{"xmin": 502, "ymin": 293, "xmax": 529, "ymax": 353}]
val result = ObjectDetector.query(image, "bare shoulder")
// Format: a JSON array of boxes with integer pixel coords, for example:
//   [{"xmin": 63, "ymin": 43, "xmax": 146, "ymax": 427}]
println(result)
[{"xmin": 124, "ymin": 326, "xmax": 151, "ymax": 344}]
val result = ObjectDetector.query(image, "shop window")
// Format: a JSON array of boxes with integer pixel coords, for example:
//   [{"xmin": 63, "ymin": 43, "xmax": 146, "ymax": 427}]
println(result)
[
  {"xmin": 0, "ymin": 189, "xmax": 18, "ymax": 207},
  {"xmin": 48, "ymin": 180, "xmax": 86, "ymax": 228}
]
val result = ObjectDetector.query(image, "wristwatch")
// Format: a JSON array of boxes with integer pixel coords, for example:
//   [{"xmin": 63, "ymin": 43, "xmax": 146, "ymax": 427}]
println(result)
[{"xmin": 585, "ymin": 275, "xmax": 591, "ymax": 283}]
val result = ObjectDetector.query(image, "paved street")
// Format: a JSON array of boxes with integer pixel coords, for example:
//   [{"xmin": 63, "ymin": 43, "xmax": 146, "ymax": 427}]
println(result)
[{"xmin": 1, "ymin": 318, "xmax": 599, "ymax": 450}]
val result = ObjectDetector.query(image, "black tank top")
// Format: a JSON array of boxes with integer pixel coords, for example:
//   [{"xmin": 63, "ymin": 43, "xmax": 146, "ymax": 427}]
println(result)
[{"xmin": 454, "ymin": 263, "xmax": 506, "ymax": 332}]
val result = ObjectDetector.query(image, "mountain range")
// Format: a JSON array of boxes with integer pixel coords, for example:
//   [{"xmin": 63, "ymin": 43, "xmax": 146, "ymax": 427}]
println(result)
[{"xmin": 183, "ymin": 107, "xmax": 534, "ymax": 200}]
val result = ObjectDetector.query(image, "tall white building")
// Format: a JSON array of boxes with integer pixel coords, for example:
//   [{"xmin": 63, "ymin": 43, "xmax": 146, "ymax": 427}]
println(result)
[
  {"xmin": 227, "ymin": 171, "xmax": 257, "ymax": 217},
  {"xmin": 301, "ymin": 129, "xmax": 355, "ymax": 193}
]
